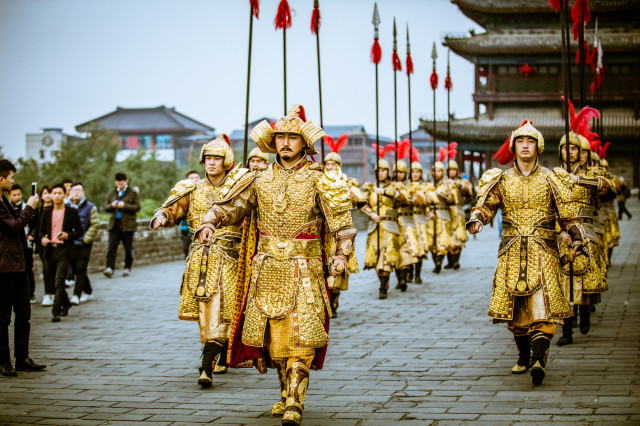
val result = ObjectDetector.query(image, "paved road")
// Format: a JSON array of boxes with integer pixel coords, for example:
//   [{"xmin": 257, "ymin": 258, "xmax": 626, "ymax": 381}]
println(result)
[{"xmin": 1, "ymin": 201, "xmax": 639, "ymax": 425}]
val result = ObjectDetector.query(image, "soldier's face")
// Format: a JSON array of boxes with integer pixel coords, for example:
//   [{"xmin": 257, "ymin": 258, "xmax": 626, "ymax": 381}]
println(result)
[
  {"xmin": 411, "ymin": 169, "xmax": 422, "ymax": 181},
  {"xmin": 560, "ymin": 144, "xmax": 580, "ymax": 163},
  {"xmin": 249, "ymin": 157, "xmax": 267, "ymax": 171},
  {"xmin": 204, "ymin": 155, "xmax": 225, "ymax": 178},
  {"xmin": 579, "ymin": 149, "xmax": 590, "ymax": 165},
  {"xmin": 275, "ymin": 133, "xmax": 304, "ymax": 161},
  {"xmin": 514, "ymin": 136, "xmax": 538, "ymax": 161},
  {"xmin": 433, "ymin": 168, "xmax": 443, "ymax": 180},
  {"xmin": 378, "ymin": 168, "xmax": 389, "ymax": 181},
  {"xmin": 187, "ymin": 172, "xmax": 200, "ymax": 182},
  {"xmin": 324, "ymin": 160, "xmax": 338, "ymax": 172},
  {"xmin": 396, "ymin": 171, "xmax": 406, "ymax": 181},
  {"xmin": 448, "ymin": 169, "xmax": 458, "ymax": 178}
]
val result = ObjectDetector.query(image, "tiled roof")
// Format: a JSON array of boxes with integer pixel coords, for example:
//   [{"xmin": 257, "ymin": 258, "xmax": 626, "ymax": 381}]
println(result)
[
  {"xmin": 76, "ymin": 106, "xmax": 215, "ymax": 133},
  {"xmin": 453, "ymin": 0, "xmax": 639, "ymax": 13}
]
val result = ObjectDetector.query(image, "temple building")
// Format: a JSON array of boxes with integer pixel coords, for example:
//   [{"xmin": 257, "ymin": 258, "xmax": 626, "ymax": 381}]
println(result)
[{"xmin": 421, "ymin": 0, "xmax": 640, "ymax": 185}]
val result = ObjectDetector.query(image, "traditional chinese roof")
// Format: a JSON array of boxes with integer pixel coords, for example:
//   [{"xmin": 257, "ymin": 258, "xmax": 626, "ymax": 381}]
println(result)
[
  {"xmin": 76, "ymin": 106, "xmax": 215, "ymax": 134},
  {"xmin": 445, "ymin": 28, "xmax": 640, "ymax": 62},
  {"xmin": 419, "ymin": 108, "xmax": 640, "ymax": 151}
]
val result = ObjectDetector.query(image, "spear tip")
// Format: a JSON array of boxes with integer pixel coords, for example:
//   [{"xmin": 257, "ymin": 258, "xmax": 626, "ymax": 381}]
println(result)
[
  {"xmin": 372, "ymin": 3, "xmax": 380, "ymax": 27},
  {"xmin": 431, "ymin": 42, "xmax": 438, "ymax": 60},
  {"xmin": 393, "ymin": 17, "xmax": 397, "ymax": 37}
]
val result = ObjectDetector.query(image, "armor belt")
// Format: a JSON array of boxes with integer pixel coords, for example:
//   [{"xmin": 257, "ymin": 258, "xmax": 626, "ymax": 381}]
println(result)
[
  {"xmin": 257, "ymin": 236, "xmax": 323, "ymax": 260},
  {"xmin": 414, "ymin": 214, "xmax": 429, "ymax": 225},
  {"xmin": 380, "ymin": 209, "xmax": 398, "ymax": 222},
  {"xmin": 398, "ymin": 207, "xmax": 413, "ymax": 217},
  {"xmin": 435, "ymin": 208, "xmax": 451, "ymax": 221}
]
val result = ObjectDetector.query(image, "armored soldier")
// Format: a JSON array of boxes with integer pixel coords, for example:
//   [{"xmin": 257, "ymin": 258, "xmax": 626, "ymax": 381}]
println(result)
[
  {"xmin": 323, "ymin": 134, "xmax": 366, "ymax": 317},
  {"xmin": 555, "ymin": 131, "xmax": 615, "ymax": 346},
  {"xmin": 467, "ymin": 121, "xmax": 584, "ymax": 386},
  {"xmin": 196, "ymin": 106, "xmax": 356, "ymax": 426},
  {"xmin": 446, "ymin": 160, "xmax": 473, "ymax": 270},
  {"xmin": 151, "ymin": 135, "xmax": 248, "ymax": 387},
  {"xmin": 361, "ymin": 153, "xmax": 408, "ymax": 298},
  {"xmin": 599, "ymin": 157, "xmax": 622, "ymax": 262},
  {"xmin": 393, "ymin": 159, "xmax": 421, "ymax": 288},
  {"xmin": 425, "ymin": 161, "xmax": 455, "ymax": 273},
  {"xmin": 409, "ymin": 161, "xmax": 429, "ymax": 284},
  {"xmin": 247, "ymin": 146, "xmax": 270, "ymax": 171}
]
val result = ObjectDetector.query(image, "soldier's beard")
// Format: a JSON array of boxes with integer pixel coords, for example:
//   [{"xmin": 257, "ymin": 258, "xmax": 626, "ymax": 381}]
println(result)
[{"xmin": 279, "ymin": 150, "xmax": 302, "ymax": 162}]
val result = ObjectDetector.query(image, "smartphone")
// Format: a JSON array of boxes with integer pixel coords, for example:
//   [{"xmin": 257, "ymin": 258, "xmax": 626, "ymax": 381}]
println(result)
[
  {"xmin": 32, "ymin": 182, "xmax": 37, "ymax": 197},
  {"xmin": 57, "ymin": 232, "xmax": 64, "ymax": 238}
]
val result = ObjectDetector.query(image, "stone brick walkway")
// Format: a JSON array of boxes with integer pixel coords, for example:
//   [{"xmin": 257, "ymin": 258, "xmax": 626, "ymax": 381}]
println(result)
[{"xmin": 1, "ymin": 201, "xmax": 639, "ymax": 425}]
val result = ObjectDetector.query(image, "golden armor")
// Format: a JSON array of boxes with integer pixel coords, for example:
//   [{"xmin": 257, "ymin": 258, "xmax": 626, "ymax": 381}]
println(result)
[
  {"xmin": 424, "ymin": 169, "xmax": 456, "ymax": 258},
  {"xmin": 448, "ymin": 175, "xmax": 473, "ymax": 251},
  {"xmin": 468, "ymin": 164, "xmax": 583, "ymax": 324}
]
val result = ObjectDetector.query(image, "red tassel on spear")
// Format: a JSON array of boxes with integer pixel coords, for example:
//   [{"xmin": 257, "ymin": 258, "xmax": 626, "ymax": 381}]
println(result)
[
  {"xmin": 571, "ymin": 0, "xmax": 591, "ymax": 40},
  {"xmin": 274, "ymin": 0, "xmax": 291, "ymax": 29},
  {"xmin": 392, "ymin": 51, "xmax": 402, "ymax": 72},
  {"xmin": 430, "ymin": 69, "xmax": 438, "ymax": 90},
  {"xmin": 250, "ymin": 0, "xmax": 259, "ymax": 19},
  {"xmin": 310, "ymin": 2, "xmax": 321, "ymax": 34},
  {"xmin": 371, "ymin": 39, "xmax": 381, "ymax": 64},
  {"xmin": 444, "ymin": 74, "xmax": 452, "ymax": 91},
  {"xmin": 406, "ymin": 52, "xmax": 414, "ymax": 76}
]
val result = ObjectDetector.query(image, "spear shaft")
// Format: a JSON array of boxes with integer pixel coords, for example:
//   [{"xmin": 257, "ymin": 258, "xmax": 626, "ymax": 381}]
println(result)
[
  {"xmin": 314, "ymin": 0, "xmax": 325, "ymax": 158},
  {"xmin": 243, "ymin": 3, "xmax": 255, "ymax": 165},
  {"xmin": 283, "ymin": 27, "xmax": 287, "ymax": 114}
]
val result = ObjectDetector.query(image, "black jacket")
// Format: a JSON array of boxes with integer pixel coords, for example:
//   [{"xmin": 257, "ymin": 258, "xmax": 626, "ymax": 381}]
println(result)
[
  {"xmin": 104, "ymin": 187, "xmax": 140, "ymax": 232},
  {"xmin": 0, "ymin": 195, "xmax": 35, "ymax": 273},
  {"xmin": 39, "ymin": 205, "xmax": 83, "ymax": 258}
]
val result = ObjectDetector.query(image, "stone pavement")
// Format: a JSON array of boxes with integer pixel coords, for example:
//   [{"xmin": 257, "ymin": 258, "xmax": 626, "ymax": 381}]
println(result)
[{"xmin": 1, "ymin": 201, "xmax": 639, "ymax": 425}]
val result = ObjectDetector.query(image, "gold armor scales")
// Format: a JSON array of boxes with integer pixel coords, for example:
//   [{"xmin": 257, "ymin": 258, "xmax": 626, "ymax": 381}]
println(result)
[
  {"xmin": 424, "ymin": 178, "xmax": 456, "ymax": 256},
  {"xmin": 558, "ymin": 166, "xmax": 615, "ymax": 305},
  {"xmin": 396, "ymin": 180, "xmax": 423, "ymax": 266},
  {"xmin": 153, "ymin": 168, "xmax": 248, "ymax": 342},
  {"xmin": 200, "ymin": 158, "xmax": 356, "ymax": 358},
  {"xmin": 449, "ymin": 177, "xmax": 473, "ymax": 252},
  {"xmin": 361, "ymin": 180, "xmax": 408, "ymax": 272},
  {"xmin": 410, "ymin": 181, "xmax": 430, "ymax": 259},
  {"xmin": 469, "ymin": 164, "xmax": 583, "ymax": 326}
]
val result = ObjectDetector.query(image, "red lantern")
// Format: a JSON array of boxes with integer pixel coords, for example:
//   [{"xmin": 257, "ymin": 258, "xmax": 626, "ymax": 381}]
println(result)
[{"xmin": 520, "ymin": 63, "xmax": 533, "ymax": 77}]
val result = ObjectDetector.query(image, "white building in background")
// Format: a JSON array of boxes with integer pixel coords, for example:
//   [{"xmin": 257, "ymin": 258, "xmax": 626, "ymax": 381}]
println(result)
[{"xmin": 25, "ymin": 128, "xmax": 72, "ymax": 164}]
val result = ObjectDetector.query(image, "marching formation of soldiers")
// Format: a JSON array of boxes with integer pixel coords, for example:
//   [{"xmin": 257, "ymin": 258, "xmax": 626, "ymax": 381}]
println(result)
[{"xmin": 149, "ymin": 102, "xmax": 624, "ymax": 425}]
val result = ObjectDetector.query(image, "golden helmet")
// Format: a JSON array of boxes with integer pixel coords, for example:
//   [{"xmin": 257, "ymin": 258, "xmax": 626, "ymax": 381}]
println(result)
[
  {"xmin": 324, "ymin": 152, "xmax": 342, "ymax": 166},
  {"xmin": 394, "ymin": 160, "xmax": 408, "ymax": 173},
  {"xmin": 200, "ymin": 134, "xmax": 234, "ymax": 169},
  {"xmin": 558, "ymin": 131, "xmax": 582, "ymax": 151},
  {"xmin": 247, "ymin": 146, "xmax": 269, "ymax": 164},
  {"xmin": 411, "ymin": 161, "xmax": 423, "ymax": 171},
  {"xmin": 375, "ymin": 158, "xmax": 391, "ymax": 171},
  {"xmin": 601, "ymin": 158, "xmax": 609, "ymax": 168},
  {"xmin": 447, "ymin": 159, "xmax": 459, "ymax": 170},
  {"xmin": 579, "ymin": 135, "xmax": 591, "ymax": 151},
  {"xmin": 433, "ymin": 161, "xmax": 445, "ymax": 171},
  {"xmin": 249, "ymin": 105, "xmax": 326, "ymax": 155},
  {"xmin": 509, "ymin": 120, "xmax": 544, "ymax": 153},
  {"xmin": 590, "ymin": 151, "xmax": 600, "ymax": 162}
]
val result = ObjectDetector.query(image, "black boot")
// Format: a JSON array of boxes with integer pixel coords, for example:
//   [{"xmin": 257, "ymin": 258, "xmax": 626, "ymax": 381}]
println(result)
[
  {"xmin": 556, "ymin": 318, "xmax": 574, "ymax": 347},
  {"xmin": 213, "ymin": 341, "xmax": 229, "ymax": 374},
  {"xmin": 330, "ymin": 290, "xmax": 340, "ymax": 318},
  {"xmin": 433, "ymin": 255, "xmax": 444, "ymax": 274},
  {"xmin": 198, "ymin": 341, "xmax": 222, "ymax": 388},
  {"xmin": 398, "ymin": 269, "xmax": 408, "ymax": 292},
  {"xmin": 378, "ymin": 275, "xmax": 389, "ymax": 300},
  {"xmin": 579, "ymin": 305, "xmax": 591, "ymax": 335},
  {"xmin": 530, "ymin": 332, "xmax": 552, "ymax": 386},
  {"xmin": 407, "ymin": 264, "xmax": 414, "ymax": 283},
  {"xmin": 444, "ymin": 253, "xmax": 454, "ymax": 269},
  {"xmin": 572, "ymin": 305, "xmax": 578, "ymax": 329},
  {"xmin": 394, "ymin": 270, "xmax": 402, "ymax": 289},
  {"xmin": 414, "ymin": 261, "xmax": 423, "ymax": 284},
  {"xmin": 452, "ymin": 252, "xmax": 461, "ymax": 270},
  {"xmin": 511, "ymin": 334, "xmax": 531, "ymax": 374}
]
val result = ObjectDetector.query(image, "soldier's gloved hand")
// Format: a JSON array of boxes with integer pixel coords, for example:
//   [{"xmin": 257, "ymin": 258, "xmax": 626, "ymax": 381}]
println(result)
[
  {"xmin": 561, "ymin": 233, "xmax": 571, "ymax": 245},
  {"xmin": 152, "ymin": 216, "xmax": 166, "ymax": 229},
  {"xmin": 370, "ymin": 213, "xmax": 381, "ymax": 223},
  {"xmin": 197, "ymin": 227, "xmax": 213, "ymax": 243},
  {"xmin": 330, "ymin": 258, "xmax": 347, "ymax": 277},
  {"xmin": 467, "ymin": 221, "xmax": 483, "ymax": 234}
]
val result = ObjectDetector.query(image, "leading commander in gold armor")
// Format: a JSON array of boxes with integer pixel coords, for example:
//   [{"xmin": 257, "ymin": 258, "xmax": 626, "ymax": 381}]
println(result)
[
  {"xmin": 151, "ymin": 135, "xmax": 249, "ymax": 388},
  {"xmin": 196, "ymin": 105, "xmax": 356, "ymax": 426},
  {"xmin": 467, "ymin": 121, "xmax": 584, "ymax": 386}
]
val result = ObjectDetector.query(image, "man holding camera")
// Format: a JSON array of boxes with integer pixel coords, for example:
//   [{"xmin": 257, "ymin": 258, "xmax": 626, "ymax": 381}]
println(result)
[{"xmin": 0, "ymin": 160, "xmax": 46, "ymax": 376}]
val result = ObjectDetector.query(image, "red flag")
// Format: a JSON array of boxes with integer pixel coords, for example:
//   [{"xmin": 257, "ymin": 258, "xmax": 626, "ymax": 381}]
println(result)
[
  {"xmin": 310, "ymin": 4, "xmax": 320, "ymax": 34},
  {"xmin": 444, "ymin": 74, "xmax": 452, "ymax": 91},
  {"xmin": 406, "ymin": 53, "xmax": 414, "ymax": 76},
  {"xmin": 250, "ymin": 0, "xmax": 259, "ymax": 19},
  {"xmin": 274, "ymin": 0, "xmax": 291, "ymax": 30},
  {"xmin": 371, "ymin": 39, "xmax": 381, "ymax": 64},
  {"xmin": 430, "ymin": 69, "xmax": 438, "ymax": 90},
  {"xmin": 392, "ymin": 51, "xmax": 402, "ymax": 72}
]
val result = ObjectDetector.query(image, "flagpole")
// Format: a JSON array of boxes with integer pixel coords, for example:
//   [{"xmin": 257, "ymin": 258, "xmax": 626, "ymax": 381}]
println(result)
[
  {"xmin": 392, "ymin": 18, "xmax": 399, "ymax": 180},
  {"xmin": 312, "ymin": 0, "xmax": 325, "ymax": 159},
  {"xmin": 371, "ymin": 3, "xmax": 381, "ymax": 264},
  {"xmin": 243, "ymin": 1, "xmax": 258, "ymax": 165}
]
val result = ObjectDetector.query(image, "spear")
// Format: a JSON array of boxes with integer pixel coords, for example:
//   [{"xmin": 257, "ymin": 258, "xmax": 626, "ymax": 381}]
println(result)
[
  {"xmin": 243, "ymin": 0, "xmax": 259, "ymax": 165},
  {"xmin": 392, "ymin": 18, "xmax": 401, "ymax": 180},
  {"xmin": 430, "ymin": 42, "xmax": 438, "ymax": 253},
  {"xmin": 445, "ymin": 49, "xmax": 453, "ymax": 170},
  {"xmin": 406, "ymin": 24, "xmax": 414, "ymax": 176},
  {"xmin": 371, "ymin": 2, "xmax": 381, "ymax": 264},
  {"xmin": 311, "ymin": 0, "xmax": 325, "ymax": 159},
  {"xmin": 275, "ymin": 0, "xmax": 292, "ymax": 114}
]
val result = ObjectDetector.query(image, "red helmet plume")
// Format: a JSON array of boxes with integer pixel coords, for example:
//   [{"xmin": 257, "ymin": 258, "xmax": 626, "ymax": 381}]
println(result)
[
  {"xmin": 324, "ymin": 134, "xmax": 348, "ymax": 154},
  {"xmin": 372, "ymin": 143, "xmax": 396, "ymax": 159}
]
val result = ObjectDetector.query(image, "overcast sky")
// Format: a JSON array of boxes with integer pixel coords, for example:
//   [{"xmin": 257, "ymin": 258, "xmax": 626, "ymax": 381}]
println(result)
[{"xmin": 0, "ymin": 0, "xmax": 481, "ymax": 161}]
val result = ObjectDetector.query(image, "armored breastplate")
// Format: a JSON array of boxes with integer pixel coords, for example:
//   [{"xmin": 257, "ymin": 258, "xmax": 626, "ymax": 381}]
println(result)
[
  {"xmin": 188, "ymin": 178, "xmax": 241, "ymax": 244},
  {"xmin": 367, "ymin": 181, "xmax": 397, "ymax": 219}
]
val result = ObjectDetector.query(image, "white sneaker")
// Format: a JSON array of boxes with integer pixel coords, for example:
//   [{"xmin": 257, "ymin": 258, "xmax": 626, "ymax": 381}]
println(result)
[
  {"xmin": 65, "ymin": 279, "xmax": 75, "ymax": 288},
  {"xmin": 42, "ymin": 294, "xmax": 54, "ymax": 306},
  {"xmin": 70, "ymin": 295, "xmax": 80, "ymax": 305},
  {"xmin": 79, "ymin": 293, "xmax": 93, "ymax": 303}
]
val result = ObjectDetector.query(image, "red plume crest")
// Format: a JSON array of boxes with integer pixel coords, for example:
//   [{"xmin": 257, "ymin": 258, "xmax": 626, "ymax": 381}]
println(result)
[
  {"xmin": 371, "ymin": 39, "xmax": 382, "ymax": 64},
  {"xmin": 372, "ymin": 143, "xmax": 396, "ymax": 159},
  {"xmin": 324, "ymin": 134, "xmax": 348, "ymax": 154},
  {"xmin": 439, "ymin": 142, "xmax": 457, "ymax": 163},
  {"xmin": 406, "ymin": 53, "xmax": 414, "ymax": 76},
  {"xmin": 296, "ymin": 105, "xmax": 307, "ymax": 122},
  {"xmin": 221, "ymin": 133, "xmax": 231, "ymax": 146},
  {"xmin": 493, "ymin": 121, "xmax": 530, "ymax": 166},
  {"xmin": 310, "ymin": 4, "xmax": 320, "ymax": 34},
  {"xmin": 274, "ymin": 0, "xmax": 292, "ymax": 30},
  {"xmin": 599, "ymin": 142, "xmax": 610, "ymax": 159},
  {"xmin": 430, "ymin": 69, "xmax": 438, "ymax": 90},
  {"xmin": 590, "ymin": 139, "xmax": 601, "ymax": 153},
  {"xmin": 250, "ymin": 0, "xmax": 259, "ymax": 19},
  {"xmin": 392, "ymin": 51, "xmax": 402, "ymax": 72}
]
